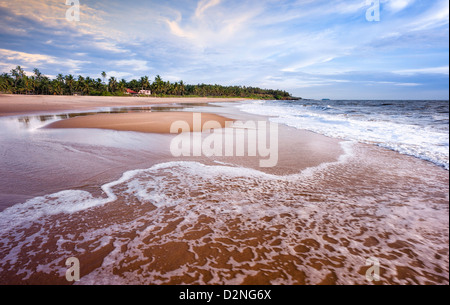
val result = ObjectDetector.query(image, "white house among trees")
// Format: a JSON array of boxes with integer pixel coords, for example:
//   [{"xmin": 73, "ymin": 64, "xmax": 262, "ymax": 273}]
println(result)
[{"xmin": 138, "ymin": 90, "xmax": 151, "ymax": 96}]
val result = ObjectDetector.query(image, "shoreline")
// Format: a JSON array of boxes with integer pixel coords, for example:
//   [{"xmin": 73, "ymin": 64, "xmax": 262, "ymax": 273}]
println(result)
[
  {"xmin": 0, "ymin": 97, "xmax": 345, "ymax": 209},
  {"xmin": 0, "ymin": 95, "xmax": 448, "ymax": 285}
]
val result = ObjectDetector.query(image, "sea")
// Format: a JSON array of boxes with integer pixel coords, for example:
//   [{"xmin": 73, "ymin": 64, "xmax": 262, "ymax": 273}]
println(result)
[{"xmin": 238, "ymin": 99, "xmax": 449, "ymax": 170}]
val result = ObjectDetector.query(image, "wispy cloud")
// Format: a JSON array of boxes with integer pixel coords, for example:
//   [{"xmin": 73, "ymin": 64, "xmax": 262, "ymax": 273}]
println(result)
[
  {"xmin": 164, "ymin": 1, "xmax": 261, "ymax": 48},
  {"xmin": 394, "ymin": 66, "xmax": 450, "ymax": 75},
  {"xmin": 0, "ymin": 48, "xmax": 88, "ymax": 73},
  {"xmin": 407, "ymin": 0, "xmax": 449, "ymax": 31},
  {"xmin": 114, "ymin": 60, "xmax": 151, "ymax": 72},
  {"xmin": 0, "ymin": 0, "xmax": 448, "ymax": 99},
  {"xmin": 384, "ymin": 0, "xmax": 416, "ymax": 13},
  {"xmin": 195, "ymin": 0, "xmax": 221, "ymax": 18}
]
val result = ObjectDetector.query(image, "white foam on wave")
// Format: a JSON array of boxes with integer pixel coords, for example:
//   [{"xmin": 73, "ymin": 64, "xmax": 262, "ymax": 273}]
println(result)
[
  {"xmin": 0, "ymin": 167, "xmax": 148, "ymax": 232},
  {"xmin": 0, "ymin": 142, "xmax": 356, "ymax": 283},
  {"xmin": 0, "ymin": 139, "xmax": 355, "ymax": 230},
  {"xmin": 237, "ymin": 101, "xmax": 449, "ymax": 170},
  {"xmin": 77, "ymin": 146, "xmax": 448, "ymax": 285}
]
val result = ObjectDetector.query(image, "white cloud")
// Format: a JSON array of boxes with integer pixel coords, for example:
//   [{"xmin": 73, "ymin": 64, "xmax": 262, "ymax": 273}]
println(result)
[
  {"xmin": 281, "ymin": 56, "xmax": 336, "ymax": 72},
  {"xmin": 91, "ymin": 41, "xmax": 128, "ymax": 54},
  {"xmin": 113, "ymin": 60, "xmax": 151, "ymax": 72},
  {"xmin": 384, "ymin": 0, "xmax": 415, "ymax": 13},
  {"xmin": 366, "ymin": 81, "xmax": 421, "ymax": 86},
  {"xmin": 165, "ymin": 7, "xmax": 259, "ymax": 48},
  {"xmin": 407, "ymin": 0, "xmax": 449, "ymax": 31},
  {"xmin": 393, "ymin": 66, "xmax": 450, "ymax": 75},
  {"xmin": 165, "ymin": 19, "xmax": 195, "ymax": 40},
  {"xmin": 195, "ymin": 0, "xmax": 221, "ymax": 18},
  {"xmin": 394, "ymin": 82, "xmax": 421, "ymax": 86},
  {"xmin": 103, "ymin": 71, "xmax": 134, "ymax": 80},
  {"xmin": 0, "ymin": 48, "xmax": 89, "ymax": 73}
]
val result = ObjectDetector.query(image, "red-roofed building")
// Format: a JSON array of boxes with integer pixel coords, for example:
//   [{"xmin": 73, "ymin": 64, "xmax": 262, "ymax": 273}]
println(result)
[{"xmin": 126, "ymin": 88, "xmax": 138, "ymax": 95}]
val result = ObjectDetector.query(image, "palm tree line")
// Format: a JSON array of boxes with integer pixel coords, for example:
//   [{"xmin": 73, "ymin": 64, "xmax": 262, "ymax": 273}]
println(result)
[{"xmin": 0, "ymin": 66, "xmax": 294, "ymax": 100}]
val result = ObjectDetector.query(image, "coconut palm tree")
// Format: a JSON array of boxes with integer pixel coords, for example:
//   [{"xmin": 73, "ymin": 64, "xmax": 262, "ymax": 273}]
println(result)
[
  {"xmin": 101, "ymin": 71, "xmax": 108, "ymax": 92},
  {"xmin": 82, "ymin": 80, "xmax": 91, "ymax": 95},
  {"xmin": 118, "ymin": 79, "xmax": 127, "ymax": 93},
  {"xmin": 140, "ymin": 76, "xmax": 150, "ymax": 91},
  {"xmin": 56, "ymin": 74, "xmax": 65, "ymax": 94},
  {"xmin": 40, "ymin": 76, "xmax": 50, "ymax": 95},
  {"xmin": 32, "ymin": 68, "xmax": 44, "ymax": 94},
  {"xmin": 95, "ymin": 78, "xmax": 103, "ymax": 91},
  {"xmin": 108, "ymin": 77, "xmax": 118, "ymax": 93},
  {"xmin": 33, "ymin": 68, "xmax": 42, "ymax": 81},
  {"xmin": 56, "ymin": 74, "xmax": 64, "ymax": 83},
  {"xmin": 65, "ymin": 74, "xmax": 75, "ymax": 95},
  {"xmin": 75, "ymin": 75, "xmax": 85, "ymax": 95},
  {"xmin": 179, "ymin": 80, "xmax": 185, "ymax": 96},
  {"xmin": 0, "ymin": 73, "xmax": 13, "ymax": 93},
  {"xmin": 152, "ymin": 75, "xmax": 164, "ymax": 95},
  {"xmin": 10, "ymin": 66, "xmax": 25, "ymax": 93},
  {"xmin": 52, "ymin": 78, "xmax": 64, "ymax": 95}
]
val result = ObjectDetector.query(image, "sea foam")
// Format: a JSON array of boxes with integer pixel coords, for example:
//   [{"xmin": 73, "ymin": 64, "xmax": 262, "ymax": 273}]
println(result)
[
  {"xmin": 0, "ymin": 140, "xmax": 448, "ymax": 285},
  {"xmin": 237, "ymin": 100, "xmax": 450, "ymax": 170}
]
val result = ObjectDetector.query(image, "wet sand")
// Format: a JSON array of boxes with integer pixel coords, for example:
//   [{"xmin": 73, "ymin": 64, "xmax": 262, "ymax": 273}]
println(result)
[
  {"xmin": 45, "ymin": 112, "xmax": 232, "ymax": 134},
  {"xmin": 0, "ymin": 107, "xmax": 344, "ymax": 209},
  {"xmin": 0, "ymin": 96, "xmax": 448, "ymax": 285}
]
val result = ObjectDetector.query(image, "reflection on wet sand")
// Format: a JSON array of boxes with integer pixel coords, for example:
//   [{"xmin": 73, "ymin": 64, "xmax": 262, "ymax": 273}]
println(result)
[
  {"xmin": 14, "ymin": 106, "xmax": 185, "ymax": 127},
  {"xmin": 14, "ymin": 104, "xmax": 219, "ymax": 129}
]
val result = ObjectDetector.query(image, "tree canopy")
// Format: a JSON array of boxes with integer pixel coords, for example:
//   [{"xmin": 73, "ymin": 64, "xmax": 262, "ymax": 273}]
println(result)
[{"xmin": 0, "ymin": 66, "xmax": 297, "ymax": 100}]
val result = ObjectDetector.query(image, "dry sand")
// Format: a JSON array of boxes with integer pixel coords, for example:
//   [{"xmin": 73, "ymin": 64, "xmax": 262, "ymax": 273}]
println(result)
[
  {"xmin": 46, "ymin": 112, "xmax": 232, "ymax": 134},
  {"xmin": 0, "ymin": 94, "xmax": 247, "ymax": 117}
]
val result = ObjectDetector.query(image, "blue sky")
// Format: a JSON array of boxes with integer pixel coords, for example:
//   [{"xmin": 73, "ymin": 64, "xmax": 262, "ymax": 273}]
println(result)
[{"xmin": 0, "ymin": 0, "xmax": 448, "ymax": 99}]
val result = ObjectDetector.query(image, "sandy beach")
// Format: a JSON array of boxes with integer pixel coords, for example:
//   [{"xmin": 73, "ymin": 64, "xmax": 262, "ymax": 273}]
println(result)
[
  {"xmin": 1, "ymin": 0, "xmax": 448, "ymax": 290},
  {"xmin": 46, "ymin": 112, "xmax": 232, "ymax": 134},
  {"xmin": 0, "ymin": 94, "xmax": 247, "ymax": 117},
  {"xmin": 0, "ymin": 95, "xmax": 448, "ymax": 285}
]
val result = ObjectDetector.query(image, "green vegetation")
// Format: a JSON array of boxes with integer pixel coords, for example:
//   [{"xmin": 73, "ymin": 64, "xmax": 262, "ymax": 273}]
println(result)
[{"xmin": 0, "ymin": 66, "xmax": 297, "ymax": 100}]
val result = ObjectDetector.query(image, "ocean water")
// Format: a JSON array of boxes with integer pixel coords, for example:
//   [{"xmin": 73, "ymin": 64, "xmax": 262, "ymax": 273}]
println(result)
[{"xmin": 237, "ymin": 100, "xmax": 450, "ymax": 170}]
